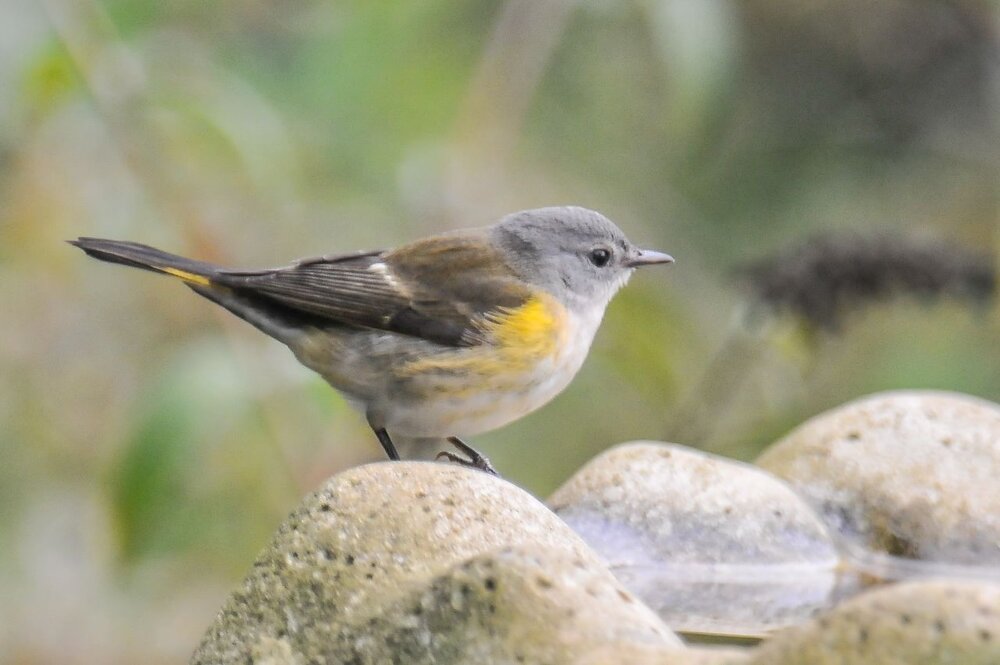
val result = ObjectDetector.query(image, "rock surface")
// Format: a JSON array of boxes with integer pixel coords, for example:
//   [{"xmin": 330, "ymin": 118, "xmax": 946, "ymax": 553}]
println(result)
[
  {"xmin": 756, "ymin": 391, "xmax": 1000, "ymax": 564},
  {"xmin": 748, "ymin": 580, "xmax": 1000, "ymax": 664},
  {"xmin": 329, "ymin": 547, "xmax": 696, "ymax": 664},
  {"xmin": 577, "ymin": 644, "xmax": 750, "ymax": 665},
  {"xmin": 550, "ymin": 442, "xmax": 837, "ymax": 566},
  {"xmin": 192, "ymin": 461, "xmax": 684, "ymax": 664},
  {"xmin": 549, "ymin": 442, "xmax": 839, "ymax": 634}
]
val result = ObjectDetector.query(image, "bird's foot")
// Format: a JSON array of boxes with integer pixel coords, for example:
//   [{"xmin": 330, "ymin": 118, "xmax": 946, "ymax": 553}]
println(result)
[{"xmin": 436, "ymin": 437, "xmax": 499, "ymax": 476}]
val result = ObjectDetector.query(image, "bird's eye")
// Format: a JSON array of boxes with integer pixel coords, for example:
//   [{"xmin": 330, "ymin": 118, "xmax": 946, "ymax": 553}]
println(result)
[{"xmin": 589, "ymin": 248, "xmax": 612, "ymax": 267}]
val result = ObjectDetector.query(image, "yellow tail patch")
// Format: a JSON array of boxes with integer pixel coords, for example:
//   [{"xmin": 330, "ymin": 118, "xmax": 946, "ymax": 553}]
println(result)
[{"xmin": 161, "ymin": 267, "xmax": 211, "ymax": 286}]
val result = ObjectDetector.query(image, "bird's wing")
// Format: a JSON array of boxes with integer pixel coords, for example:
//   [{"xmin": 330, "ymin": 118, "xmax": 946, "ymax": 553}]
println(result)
[{"xmin": 213, "ymin": 234, "xmax": 532, "ymax": 347}]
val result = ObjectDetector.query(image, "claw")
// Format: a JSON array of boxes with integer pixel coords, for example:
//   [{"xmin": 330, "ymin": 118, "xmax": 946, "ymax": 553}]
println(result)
[{"xmin": 435, "ymin": 438, "xmax": 499, "ymax": 476}]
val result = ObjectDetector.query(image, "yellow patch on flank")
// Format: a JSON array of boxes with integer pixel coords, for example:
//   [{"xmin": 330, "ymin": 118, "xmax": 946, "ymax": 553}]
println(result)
[
  {"xmin": 484, "ymin": 295, "xmax": 564, "ymax": 356},
  {"xmin": 397, "ymin": 294, "xmax": 568, "ymax": 378},
  {"xmin": 162, "ymin": 267, "xmax": 211, "ymax": 286}
]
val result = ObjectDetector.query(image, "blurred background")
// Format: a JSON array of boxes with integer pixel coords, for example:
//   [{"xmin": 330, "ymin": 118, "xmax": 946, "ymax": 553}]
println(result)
[{"xmin": 1, "ymin": 0, "xmax": 997, "ymax": 661}]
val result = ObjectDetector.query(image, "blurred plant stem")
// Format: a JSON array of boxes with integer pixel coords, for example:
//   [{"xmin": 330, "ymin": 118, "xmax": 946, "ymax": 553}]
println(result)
[
  {"xmin": 664, "ymin": 311, "xmax": 771, "ymax": 451},
  {"xmin": 446, "ymin": 0, "xmax": 572, "ymax": 218},
  {"xmin": 41, "ymin": 0, "xmax": 305, "ymax": 495}
]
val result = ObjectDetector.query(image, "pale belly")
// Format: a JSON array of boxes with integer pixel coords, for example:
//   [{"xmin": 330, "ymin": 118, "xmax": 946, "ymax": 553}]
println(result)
[{"xmin": 381, "ymin": 309, "xmax": 602, "ymax": 437}]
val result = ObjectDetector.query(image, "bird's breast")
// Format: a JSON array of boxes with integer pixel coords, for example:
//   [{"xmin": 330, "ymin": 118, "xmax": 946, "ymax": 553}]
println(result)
[{"xmin": 384, "ymin": 295, "xmax": 605, "ymax": 437}]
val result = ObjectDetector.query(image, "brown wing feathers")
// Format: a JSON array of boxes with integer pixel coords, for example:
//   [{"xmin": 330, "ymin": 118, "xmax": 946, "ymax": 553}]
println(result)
[
  {"xmin": 216, "ymin": 258, "xmax": 444, "ymax": 341},
  {"xmin": 72, "ymin": 235, "xmax": 531, "ymax": 348}
]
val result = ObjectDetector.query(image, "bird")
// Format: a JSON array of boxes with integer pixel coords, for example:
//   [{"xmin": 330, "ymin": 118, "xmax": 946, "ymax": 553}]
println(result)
[{"xmin": 70, "ymin": 206, "xmax": 673, "ymax": 474}]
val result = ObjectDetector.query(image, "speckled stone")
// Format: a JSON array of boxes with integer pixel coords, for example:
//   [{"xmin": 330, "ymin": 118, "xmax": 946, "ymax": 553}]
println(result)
[
  {"xmin": 192, "ymin": 462, "xmax": 682, "ymax": 664},
  {"xmin": 326, "ymin": 546, "xmax": 686, "ymax": 664},
  {"xmin": 749, "ymin": 580, "xmax": 1000, "ymax": 664},
  {"xmin": 757, "ymin": 391, "xmax": 1000, "ymax": 564},
  {"xmin": 577, "ymin": 644, "xmax": 750, "ymax": 665},
  {"xmin": 549, "ymin": 442, "xmax": 839, "ymax": 634}
]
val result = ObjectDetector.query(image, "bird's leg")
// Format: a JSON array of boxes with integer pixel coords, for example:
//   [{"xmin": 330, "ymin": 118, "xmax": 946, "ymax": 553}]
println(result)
[
  {"xmin": 372, "ymin": 427, "xmax": 401, "ymax": 461},
  {"xmin": 436, "ymin": 437, "xmax": 499, "ymax": 476}
]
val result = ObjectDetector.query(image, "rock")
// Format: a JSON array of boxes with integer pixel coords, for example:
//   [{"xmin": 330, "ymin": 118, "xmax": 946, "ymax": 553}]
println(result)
[
  {"xmin": 748, "ymin": 580, "xmax": 1000, "ymax": 664},
  {"xmin": 192, "ymin": 461, "xmax": 682, "ymax": 664},
  {"xmin": 549, "ymin": 442, "xmax": 839, "ymax": 635},
  {"xmin": 756, "ymin": 391, "xmax": 1000, "ymax": 564},
  {"xmin": 577, "ymin": 643, "xmax": 750, "ymax": 665},
  {"xmin": 329, "ymin": 546, "xmax": 687, "ymax": 664},
  {"xmin": 550, "ymin": 442, "xmax": 838, "ymax": 566}
]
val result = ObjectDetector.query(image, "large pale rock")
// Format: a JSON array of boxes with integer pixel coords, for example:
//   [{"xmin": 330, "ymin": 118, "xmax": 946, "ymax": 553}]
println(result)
[
  {"xmin": 757, "ymin": 391, "xmax": 1000, "ymax": 564},
  {"xmin": 549, "ymin": 442, "xmax": 839, "ymax": 635},
  {"xmin": 577, "ymin": 644, "xmax": 750, "ymax": 665},
  {"xmin": 749, "ymin": 580, "xmax": 1000, "ymax": 664},
  {"xmin": 328, "ymin": 546, "xmax": 695, "ymax": 664},
  {"xmin": 192, "ymin": 462, "xmax": 683, "ymax": 664},
  {"xmin": 551, "ymin": 442, "xmax": 837, "ymax": 566}
]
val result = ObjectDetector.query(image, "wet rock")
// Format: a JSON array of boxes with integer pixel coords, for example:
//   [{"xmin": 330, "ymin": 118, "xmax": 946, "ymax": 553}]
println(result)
[
  {"xmin": 757, "ymin": 391, "xmax": 1000, "ymax": 564},
  {"xmin": 550, "ymin": 442, "xmax": 837, "ymax": 566},
  {"xmin": 549, "ymin": 442, "xmax": 839, "ymax": 635},
  {"xmin": 749, "ymin": 580, "xmax": 1000, "ymax": 664},
  {"xmin": 192, "ymin": 461, "xmax": 682, "ymax": 664}
]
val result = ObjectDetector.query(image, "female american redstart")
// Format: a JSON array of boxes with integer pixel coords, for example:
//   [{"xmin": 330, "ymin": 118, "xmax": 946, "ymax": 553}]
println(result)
[{"xmin": 71, "ymin": 206, "xmax": 673, "ymax": 474}]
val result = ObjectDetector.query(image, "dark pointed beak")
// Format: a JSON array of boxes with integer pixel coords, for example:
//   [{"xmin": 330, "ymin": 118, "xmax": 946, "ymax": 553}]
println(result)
[{"xmin": 625, "ymin": 249, "xmax": 674, "ymax": 268}]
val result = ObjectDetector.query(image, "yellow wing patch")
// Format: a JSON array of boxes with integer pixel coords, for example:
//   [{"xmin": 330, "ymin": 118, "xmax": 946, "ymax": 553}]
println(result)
[{"xmin": 161, "ymin": 267, "xmax": 211, "ymax": 286}]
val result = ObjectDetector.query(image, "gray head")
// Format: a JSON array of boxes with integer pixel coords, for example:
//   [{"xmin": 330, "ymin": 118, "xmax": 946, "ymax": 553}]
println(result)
[{"xmin": 490, "ymin": 206, "xmax": 672, "ymax": 311}]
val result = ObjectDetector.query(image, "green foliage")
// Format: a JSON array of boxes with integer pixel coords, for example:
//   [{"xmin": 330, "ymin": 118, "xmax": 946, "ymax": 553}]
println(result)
[
  {"xmin": 108, "ymin": 340, "xmax": 285, "ymax": 568},
  {"xmin": 20, "ymin": 41, "xmax": 82, "ymax": 119}
]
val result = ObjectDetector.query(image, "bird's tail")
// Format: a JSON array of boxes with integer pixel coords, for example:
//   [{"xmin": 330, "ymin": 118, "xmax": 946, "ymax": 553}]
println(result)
[
  {"xmin": 69, "ymin": 237, "xmax": 307, "ymax": 346},
  {"xmin": 68, "ymin": 237, "xmax": 221, "ymax": 286}
]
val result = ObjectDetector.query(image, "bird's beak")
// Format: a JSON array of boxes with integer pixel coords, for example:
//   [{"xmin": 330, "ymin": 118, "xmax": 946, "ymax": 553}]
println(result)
[{"xmin": 625, "ymin": 249, "xmax": 674, "ymax": 268}]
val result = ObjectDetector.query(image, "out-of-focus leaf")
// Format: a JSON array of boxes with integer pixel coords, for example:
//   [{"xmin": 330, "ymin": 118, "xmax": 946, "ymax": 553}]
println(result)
[
  {"xmin": 20, "ymin": 41, "xmax": 83, "ymax": 118},
  {"xmin": 108, "ymin": 338, "xmax": 253, "ymax": 563}
]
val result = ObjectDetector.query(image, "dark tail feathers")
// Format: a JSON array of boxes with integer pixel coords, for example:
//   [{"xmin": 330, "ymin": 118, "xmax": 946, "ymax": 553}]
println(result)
[
  {"xmin": 69, "ymin": 237, "xmax": 221, "ymax": 284},
  {"xmin": 70, "ymin": 237, "xmax": 310, "ymax": 345}
]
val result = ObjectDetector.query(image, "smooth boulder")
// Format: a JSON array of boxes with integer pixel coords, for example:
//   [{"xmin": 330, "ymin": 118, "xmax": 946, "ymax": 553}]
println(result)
[
  {"xmin": 757, "ymin": 391, "xmax": 1000, "ymax": 564},
  {"xmin": 549, "ymin": 442, "xmax": 839, "ymax": 635},
  {"xmin": 749, "ymin": 579, "xmax": 1000, "ymax": 664}
]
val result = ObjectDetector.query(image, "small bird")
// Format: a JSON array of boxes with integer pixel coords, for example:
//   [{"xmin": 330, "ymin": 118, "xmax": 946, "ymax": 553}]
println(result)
[{"xmin": 71, "ymin": 206, "xmax": 672, "ymax": 474}]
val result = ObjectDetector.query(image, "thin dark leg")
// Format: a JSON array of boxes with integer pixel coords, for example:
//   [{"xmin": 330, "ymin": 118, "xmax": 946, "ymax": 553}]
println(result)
[
  {"xmin": 372, "ymin": 427, "xmax": 401, "ymax": 461},
  {"xmin": 435, "ymin": 437, "xmax": 498, "ymax": 476}
]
